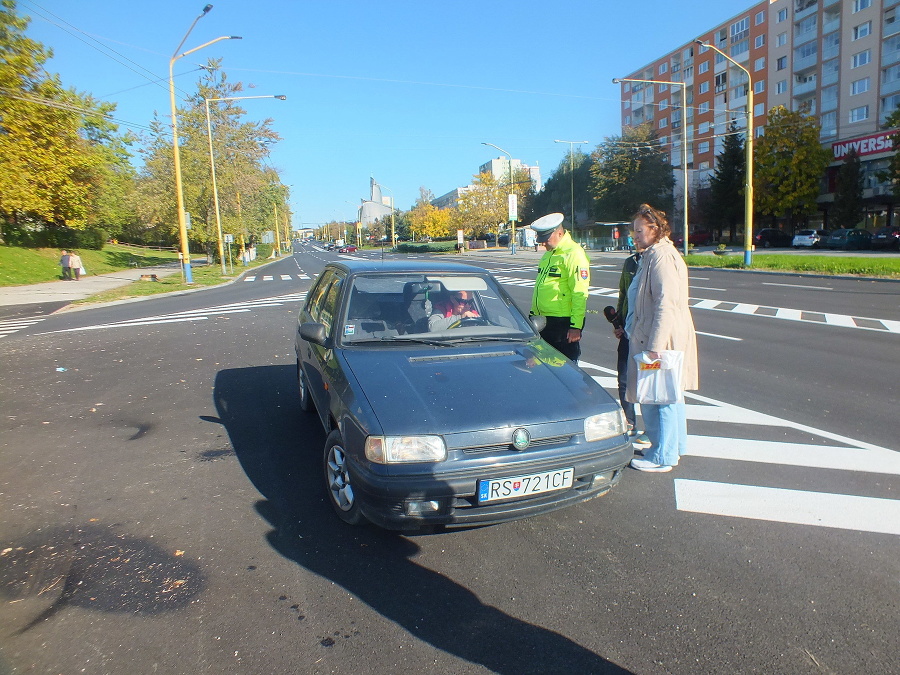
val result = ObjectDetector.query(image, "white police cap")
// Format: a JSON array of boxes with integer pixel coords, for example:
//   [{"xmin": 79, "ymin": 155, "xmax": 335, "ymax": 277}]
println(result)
[{"xmin": 529, "ymin": 213, "xmax": 564, "ymax": 243}]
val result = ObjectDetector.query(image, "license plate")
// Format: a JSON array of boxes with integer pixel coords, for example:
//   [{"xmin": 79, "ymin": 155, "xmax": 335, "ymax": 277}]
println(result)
[{"xmin": 478, "ymin": 468, "xmax": 574, "ymax": 503}]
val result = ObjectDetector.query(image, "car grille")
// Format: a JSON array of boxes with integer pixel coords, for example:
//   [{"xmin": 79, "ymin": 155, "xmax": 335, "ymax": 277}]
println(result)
[{"xmin": 461, "ymin": 434, "xmax": 573, "ymax": 455}]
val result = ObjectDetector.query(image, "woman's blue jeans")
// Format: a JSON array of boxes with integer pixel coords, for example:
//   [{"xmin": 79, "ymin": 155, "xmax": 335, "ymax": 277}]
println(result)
[{"xmin": 640, "ymin": 399, "xmax": 687, "ymax": 466}]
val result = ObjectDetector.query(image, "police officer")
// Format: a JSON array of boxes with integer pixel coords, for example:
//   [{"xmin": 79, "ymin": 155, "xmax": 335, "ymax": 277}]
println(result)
[{"xmin": 529, "ymin": 213, "xmax": 591, "ymax": 361}]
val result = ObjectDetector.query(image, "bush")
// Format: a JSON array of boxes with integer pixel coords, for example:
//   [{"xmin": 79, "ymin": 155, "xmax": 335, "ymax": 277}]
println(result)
[
  {"xmin": 395, "ymin": 241, "xmax": 457, "ymax": 253},
  {"xmin": 255, "ymin": 243, "xmax": 274, "ymax": 259}
]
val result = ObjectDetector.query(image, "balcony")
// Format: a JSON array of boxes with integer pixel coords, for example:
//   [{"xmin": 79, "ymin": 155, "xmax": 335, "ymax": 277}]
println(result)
[
  {"xmin": 885, "ymin": 20, "xmax": 900, "ymax": 39},
  {"xmin": 793, "ymin": 78, "xmax": 817, "ymax": 96},
  {"xmin": 793, "ymin": 54, "xmax": 817, "ymax": 72},
  {"xmin": 822, "ymin": 17, "xmax": 839, "ymax": 34},
  {"xmin": 883, "ymin": 47, "xmax": 900, "ymax": 67},
  {"xmin": 882, "ymin": 79, "xmax": 900, "ymax": 96},
  {"xmin": 794, "ymin": 26, "xmax": 818, "ymax": 46},
  {"xmin": 794, "ymin": 0, "xmax": 818, "ymax": 20}
]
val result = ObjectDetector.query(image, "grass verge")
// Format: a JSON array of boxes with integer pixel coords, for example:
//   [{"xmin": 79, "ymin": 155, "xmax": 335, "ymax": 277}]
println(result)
[{"xmin": 685, "ymin": 253, "xmax": 900, "ymax": 278}]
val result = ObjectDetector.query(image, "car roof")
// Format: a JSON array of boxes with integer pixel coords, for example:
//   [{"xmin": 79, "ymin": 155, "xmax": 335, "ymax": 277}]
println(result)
[{"xmin": 324, "ymin": 259, "xmax": 490, "ymax": 276}]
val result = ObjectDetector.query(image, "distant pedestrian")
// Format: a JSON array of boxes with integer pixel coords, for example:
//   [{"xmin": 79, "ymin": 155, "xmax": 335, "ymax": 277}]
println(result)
[
  {"xmin": 68, "ymin": 251, "xmax": 83, "ymax": 281},
  {"xmin": 528, "ymin": 213, "xmax": 591, "ymax": 361},
  {"xmin": 59, "ymin": 250, "xmax": 71, "ymax": 280}
]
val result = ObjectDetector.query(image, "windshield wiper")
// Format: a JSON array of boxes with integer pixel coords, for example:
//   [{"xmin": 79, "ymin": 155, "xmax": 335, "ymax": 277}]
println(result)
[
  {"xmin": 350, "ymin": 336, "xmax": 454, "ymax": 347},
  {"xmin": 443, "ymin": 335, "xmax": 525, "ymax": 343}
]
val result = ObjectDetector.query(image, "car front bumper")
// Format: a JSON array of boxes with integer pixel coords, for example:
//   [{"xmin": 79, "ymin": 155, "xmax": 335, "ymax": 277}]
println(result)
[{"xmin": 347, "ymin": 440, "xmax": 633, "ymax": 530}]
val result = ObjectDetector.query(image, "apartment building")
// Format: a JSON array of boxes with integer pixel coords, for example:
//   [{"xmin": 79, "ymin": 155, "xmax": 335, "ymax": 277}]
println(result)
[{"xmin": 620, "ymin": 0, "xmax": 900, "ymax": 229}]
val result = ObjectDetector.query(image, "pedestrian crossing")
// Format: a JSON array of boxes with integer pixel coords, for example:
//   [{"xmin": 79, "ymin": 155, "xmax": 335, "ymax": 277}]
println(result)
[
  {"xmin": 491, "ymin": 274, "xmax": 900, "ymax": 335},
  {"xmin": 39, "ymin": 293, "xmax": 308, "ymax": 335},
  {"xmin": 244, "ymin": 272, "xmax": 310, "ymax": 282},
  {"xmin": 0, "ymin": 316, "xmax": 47, "ymax": 339},
  {"xmin": 578, "ymin": 359, "xmax": 900, "ymax": 536}
]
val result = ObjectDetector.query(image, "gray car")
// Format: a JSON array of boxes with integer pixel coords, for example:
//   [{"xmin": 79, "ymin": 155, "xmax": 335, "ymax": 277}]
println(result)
[{"xmin": 295, "ymin": 260, "xmax": 632, "ymax": 530}]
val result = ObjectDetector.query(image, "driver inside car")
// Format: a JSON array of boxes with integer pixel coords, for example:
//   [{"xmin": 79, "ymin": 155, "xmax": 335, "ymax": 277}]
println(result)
[{"xmin": 428, "ymin": 290, "xmax": 480, "ymax": 331}]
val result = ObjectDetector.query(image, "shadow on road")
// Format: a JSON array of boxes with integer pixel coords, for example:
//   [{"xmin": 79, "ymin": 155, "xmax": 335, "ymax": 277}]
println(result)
[{"xmin": 211, "ymin": 364, "xmax": 631, "ymax": 675}]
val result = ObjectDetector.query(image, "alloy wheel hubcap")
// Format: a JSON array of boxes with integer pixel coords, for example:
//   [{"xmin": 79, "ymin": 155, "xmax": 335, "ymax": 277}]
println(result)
[{"xmin": 326, "ymin": 445, "xmax": 354, "ymax": 511}]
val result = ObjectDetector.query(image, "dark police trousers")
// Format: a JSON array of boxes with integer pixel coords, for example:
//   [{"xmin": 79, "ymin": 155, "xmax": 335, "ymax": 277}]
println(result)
[{"xmin": 539, "ymin": 316, "xmax": 581, "ymax": 361}]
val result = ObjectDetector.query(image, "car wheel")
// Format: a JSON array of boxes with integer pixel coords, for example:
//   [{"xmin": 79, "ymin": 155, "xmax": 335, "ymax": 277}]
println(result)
[
  {"xmin": 763, "ymin": 240, "xmax": 771, "ymax": 248},
  {"xmin": 297, "ymin": 360, "xmax": 314, "ymax": 413},
  {"xmin": 323, "ymin": 430, "xmax": 364, "ymax": 525}
]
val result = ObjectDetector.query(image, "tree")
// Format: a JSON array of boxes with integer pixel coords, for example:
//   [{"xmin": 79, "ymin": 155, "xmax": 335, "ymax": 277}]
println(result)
[
  {"xmin": 754, "ymin": 105, "xmax": 831, "ymax": 230},
  {"xmin": 529, "ymin": 150, "xmax": 592, "ymax": 227},
  {"xmin": 707, "ymin": 121, "xmax": 745, "ymax": 241},
  {"xmin": 457, "ymin": 173, "xmax": 505, "ymax": 238},
  {"xmin": 589, "ymin": 123, "xmax": 674, "ymax": 221},
  {"xmin": 408, "ymin": 187, "xmax": 452, "ymax": 239},
  {"xmin": 831, "ymin": 148, "xmax": 865, "ymax": 229},
  {"xmin": 876, "ymin": 106, "xmax": 900, "ymax": 198}
]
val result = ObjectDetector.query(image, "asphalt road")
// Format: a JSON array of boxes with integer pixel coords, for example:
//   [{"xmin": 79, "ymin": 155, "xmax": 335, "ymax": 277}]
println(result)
[{"xmin": 0, "ymin": 242, "xmax": 897, "ymax": 675}]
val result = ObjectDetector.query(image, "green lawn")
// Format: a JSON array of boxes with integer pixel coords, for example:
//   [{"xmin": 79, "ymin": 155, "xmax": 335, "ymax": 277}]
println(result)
[
  {"xmin": 685, "ymin": 252, "xmax": 900, "ymax": 278},
  {"xmin": 0, "ymin": 244, "xmax": 180, "ymax": 286}
]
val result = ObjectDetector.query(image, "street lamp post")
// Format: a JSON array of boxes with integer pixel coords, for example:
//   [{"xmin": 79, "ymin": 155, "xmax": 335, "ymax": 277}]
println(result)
[
  {"xmin": 613, "ymin": 77, "xmax": 689, "ymax": 257},
  {"xmin": 481, "ymin": 142, "xmax": 517, "ymax": 254},
  {"xmin": 374, "ymin": 182, "xmax": 396, "ymax": 250},
  {"xmin": 554, "ymin": 139, "xmax": 589, "ymax": 239},
  {"xmin": 169, "ymin": 5, "xmax": 240, "ymax": 282},
  {"xmin": 695, "ymin": 40, "xmax": 754, "ymax": 267},
  {"xmin": 204, "ymin": 94, "xmax": 286, "ymax": 274}
]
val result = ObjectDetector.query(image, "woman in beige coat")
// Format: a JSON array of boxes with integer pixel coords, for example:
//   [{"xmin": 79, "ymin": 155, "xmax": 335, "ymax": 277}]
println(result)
[{"xmin": 624, "ymin": 204, "xmax": 698, "ymax": 472}]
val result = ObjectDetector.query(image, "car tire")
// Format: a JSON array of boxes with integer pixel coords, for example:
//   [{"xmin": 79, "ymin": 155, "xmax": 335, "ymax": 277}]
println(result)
[
  {"xmin": 763, "ymin": 240, "xmax": 771, "ymax": 248},
  {"xmin": 297, "ymin": 360, "xmax": 314, "ymax": 413},
  {"xmin": 323, "ymin": 429, "xmax": 364, "ymax": 525}
]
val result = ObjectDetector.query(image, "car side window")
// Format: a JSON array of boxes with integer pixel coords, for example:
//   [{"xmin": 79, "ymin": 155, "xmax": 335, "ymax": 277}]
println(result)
[
  {"xmin": 318, "ymin": 275, "xmax": 345, "ymax": 336},
  {"xmin": 306, "ymin": 271, "xmax": 335, "ymax": 323}
]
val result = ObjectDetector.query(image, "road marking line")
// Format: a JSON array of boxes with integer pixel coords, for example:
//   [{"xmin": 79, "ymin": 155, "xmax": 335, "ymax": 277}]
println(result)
[
  {"xmin": 696, "ymin": 331, "xmax": 742, "ymax": 341},
  {"xmin": 686, "ymin": 435, "xmax": 900, "ymax": 475},
  {"xmin": 674, "ymin": 480, "xmax": 900, "ymax": 536},
  {"xmin": 824, "ymin": 313, "xmax": 858, "ymax": 328},
  {"xmin": 263, "ymin": 275, "xmax": 274, "ymax": 281},
  {"xmin": 732, "ymin": 303, "xmax": 759, "ymax": 314},
  {"xmin": 245, "ymin": 276, "xmax": 256, "ymax": 282},
  {"xmin": 691, "ymin": 286, "xmax": 727, "ymax": 291},
  {"xmin": 775, "ymin": 308, "xmax": 803, "ymax": 320},
  {"xmin": 763, "ymin": 282, "xmax": 833, "ymax": 290},
  {"xmin": 692, "ymin": 299, "xmax": 722, "ymax": 309},
  {"xmin": 280, "ymin": 274, "xmax": 292, "ymax": 280}
]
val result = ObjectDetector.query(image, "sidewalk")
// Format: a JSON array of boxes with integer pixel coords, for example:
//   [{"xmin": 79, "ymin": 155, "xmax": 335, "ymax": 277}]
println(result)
[{"xmin": 0, "ymin": 263, "xmax": 186, "ymax": 307}]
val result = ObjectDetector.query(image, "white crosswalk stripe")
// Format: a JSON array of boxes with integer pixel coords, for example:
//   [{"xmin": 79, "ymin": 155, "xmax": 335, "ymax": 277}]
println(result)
[
  {"xmin": 579, "ymin": 359, "xmax": 898, "ymax": 536},
  {"xmin": 40, "ymin": 293, "xmax": 308, "ymax": 334},
  {"xmin": 244, "ymin": 272, "xmax": 311, "ymax": 282},
  {"xmin": 0, "ymin": 316, "xmax": 47, "ymax": 339},
  {"xmin": 491, "ymin": 273, "xmax": 899, "ymax": 334}
]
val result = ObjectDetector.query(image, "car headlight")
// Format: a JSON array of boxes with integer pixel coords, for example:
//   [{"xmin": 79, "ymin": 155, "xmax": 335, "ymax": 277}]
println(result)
[
  {"xmin": 584, "ymin": 410, "xmax": 626, "ymax": 442},
  {"xmin": 365, "ymin": 436, "xmax": 447, "ymax": 463}
]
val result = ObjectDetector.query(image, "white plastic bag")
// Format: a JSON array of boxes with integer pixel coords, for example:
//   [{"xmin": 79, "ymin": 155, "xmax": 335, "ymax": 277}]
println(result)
[{"xmin": 634, "ymin": 350, "xmax": 683, "ymax": 404}]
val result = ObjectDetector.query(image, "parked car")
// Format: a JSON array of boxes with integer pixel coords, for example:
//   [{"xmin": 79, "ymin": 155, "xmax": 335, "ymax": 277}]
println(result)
[
  {"xmin": 338, "ymin": 245, "xmax": 358, "ymax": 253},
  {"xmin": 824, "ymin": 228, "xmax": 872, "ymax": 250},
  {"xmin": 295, "ymin": 260, "xmax": 631, "ymax": 530},
  {"xmin": 673, "ymin": 230, "xmax": 713, "ymax": 247},
  {"xmin": 754, "ymin": 228, "xmax": 793, "ymax": 248},
  {"xmin": 792, "ymin": 229, "xmax": 830, "ymax": 248},
  {"xmin": 871, "ymin": 225, "xmax": 900, "ymax": 250}
]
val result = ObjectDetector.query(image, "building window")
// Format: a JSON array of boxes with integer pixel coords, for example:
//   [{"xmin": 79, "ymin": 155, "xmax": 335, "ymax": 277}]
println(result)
[
  {"xmin": 623, "ymin": 82, "xmax": 631, "ymax": 93},
  {"xmin": 699, "ymin": 161, "xmax": 711, "ymax": 170},
  {"xmin": 715, "ymin": 72, "xmax": 728, "ymax": 92},
  {"xmin": 731, "ymin": 18, "xmax": 749, "ymax": 42},
  {"xmin": 849, "ymin": 105, "xmax": 869, "ymax": 122},
  {"xmin": 699, "ymin": 121, "xmax": 710, "ymax": 134},
  {"xmin": 776, "ymin": 56, "xmax": 787, "ymax": 70},
  {"xmin": 624, "ymin": 100, "xmax": 631, "ymax": 109},
  {"xmin": 883, "ymin": 94, "xmax": 900, "ymax": 122},
  {"xmin": 624, "ymin": 115, "xmax": 631, "ymax": 125},
  {"xmin": 852, "ymin": 50, "xmax": 871, "ymax": 68},
  {"xmin": 754, "ymin": 102, "xmax": 765, "ymax": 117},
  {"xmin": 755, "ymin": 10, "xmax": 765, "ymax": 25},
  {"xmin": 731, "ymin": 40, "xmax": 749, "ymax": 57},
  {"xmin": 821, "ymin": 111, "xmax": 838, "ymax": 136},
  {"xmin": 776, "ymin": 80, "xmax": 788, "ymax": 94},
  {"xmin": 659, "ymin": 98, "xmax": 669, "ymax": 110},
  {"xmin": 698, "ymin": 44, "xmax": 709, "ymax": 54},
  {"xmin": 698, "ymin": 141, "xmax": 710, "ymax": 153},
  {"xmin": 755, "ymin": 34, "xmax": 766, "ymax": 48},
  {"xmin": 755, "ymin": 57, "xmax": 766, "ymax": 71},
  {"xmin": 853, "ymin": 0, "xmax": 871, "ymax": 12},
  {"xmin": 659, "ymin": 62, "xmax": 668, "ymax": 75},
  {"xmin": 776, "ymin": 32, "xmax": 788, "ymax": 47},
  {"xmin": 698, "ymin": 101, "xmax": 710, "ymax": 114},
  {"xmin": 659, "ymin": 135, "xmax": 667, "ymax": 145},
  {"xmin": 658, "ymin": 83, "xmax": 668, "ymax": 93},
  {"xmin": 796, "ymin": 15, "xmax": 817, "ymax": 39},
  {"xmin": 853, "ymin": 21, "xmax": 872, "ymax": 40},
  {"xmin": 777, "ymin": 8, "xmax": 787, "ymax": 22},
  {"xmin": 698, "ymin": 61, "xmax": 709, "ymax": 74},
  {"xmin": 851, "ymin": 77, "xmax": 870, "ymax": 95},
  {"xmin": 795, "ymin": 42, "xmax": 817, "ymax": 61},
  {"xmin": 659, "ymin": 118, "xmax": 668, "ymax": 128},
  {"xmin": 699, "ymin": 81, "xmax": 710, "ymax": 94},
  {"xmin": 754, "ymin": 79, "xmax": 766, "ymax": 93}
]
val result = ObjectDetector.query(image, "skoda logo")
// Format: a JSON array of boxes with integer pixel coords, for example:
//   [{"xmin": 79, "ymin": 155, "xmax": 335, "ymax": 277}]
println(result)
[{"xmin": 512, "ymin": 428, "xmax": 531, "ymax": 451}]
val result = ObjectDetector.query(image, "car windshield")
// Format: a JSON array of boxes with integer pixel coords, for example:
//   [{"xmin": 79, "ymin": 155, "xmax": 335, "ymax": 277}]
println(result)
[{"xmin": 339, "ymin": 272, "xmax": 536, "ymax": 345}]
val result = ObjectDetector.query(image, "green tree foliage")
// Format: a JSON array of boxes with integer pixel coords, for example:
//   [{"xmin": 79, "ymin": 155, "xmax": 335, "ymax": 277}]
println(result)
[
  {"xmin": 135, "ymin": 64, "xmax": 284, "ymax": 251},
  {"xmin": 754, "ymin": 106, "xmax": 831, "ymax": 229},
  {"xmin": 707, "ymin": 121, "xmax": 745, "ymax": 240},
  {"xmin": 876, "ymin": 107, "xmax": 900, "ymax": 198},
  {"xmin": 457, "ymin": 173, "xmax": 504, "ymax": 237},
  {"xmin": 530, "ymin": 150, "xmax": 592, "ymax": 227},
  {"xmin": 831, "ymin": 148, "xmax": 865, "ymax": 229},
  {"xmin": 0, "ymin": 1, "xmax": 135, "ymax": 244},
  {"xmin": 408, "ymin": 187, "xmax": 453, "ymax": 239},
  {"xmin": 589, "ymin": 123, "xmax": 674, "ymax": 221}
]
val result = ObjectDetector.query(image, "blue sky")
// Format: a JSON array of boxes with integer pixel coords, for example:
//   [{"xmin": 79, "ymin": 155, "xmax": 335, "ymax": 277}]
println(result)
[{"xmin": 22, "ymin": 0, "xmax": 754, "ymax": 228}]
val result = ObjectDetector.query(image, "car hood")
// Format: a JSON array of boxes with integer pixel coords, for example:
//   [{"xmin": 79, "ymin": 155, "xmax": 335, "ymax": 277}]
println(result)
[{"xmin": 341, "ymin": 340, "xmax": 612, "ymax": 435}]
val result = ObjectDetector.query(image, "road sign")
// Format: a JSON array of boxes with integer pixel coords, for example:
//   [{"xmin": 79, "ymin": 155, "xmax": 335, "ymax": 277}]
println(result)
[{"xmin": 224, "ymin": 234, "xmax": 234, "ymax": 243}]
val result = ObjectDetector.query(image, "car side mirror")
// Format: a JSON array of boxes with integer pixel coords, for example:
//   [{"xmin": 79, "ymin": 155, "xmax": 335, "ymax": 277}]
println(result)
[
  {"xmin": 299, "ymin": 322, "xmax": 329, "ymax": 347},
  {"xmin": 530, "ymin": 315, "xmax": 547, "ymax": 332}
]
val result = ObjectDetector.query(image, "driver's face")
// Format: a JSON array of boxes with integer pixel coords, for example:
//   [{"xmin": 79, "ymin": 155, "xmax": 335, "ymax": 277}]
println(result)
[{"xmin": 452, "ymin": 291, "xmax": 472, "ymax": 307}]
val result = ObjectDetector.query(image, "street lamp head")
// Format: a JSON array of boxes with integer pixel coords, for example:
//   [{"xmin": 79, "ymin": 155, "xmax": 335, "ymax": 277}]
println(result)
[
  {"xmin": 275, "ymin": 95, "xmax": 287, "ymax": 100},
  {"xmin": 202, "ymin": 4, "xmax": 213, "ymax": 14},
  {"xmin": 229, "ymin": 35, "xmax": 243, "ymax": 40},
  {"xmin": 612, "ymin": 78, "xmax": 620, "ymax": 84},
  {"xmin": 695, "ymin": 39, "xmax": 706, "ymax": 46}
]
